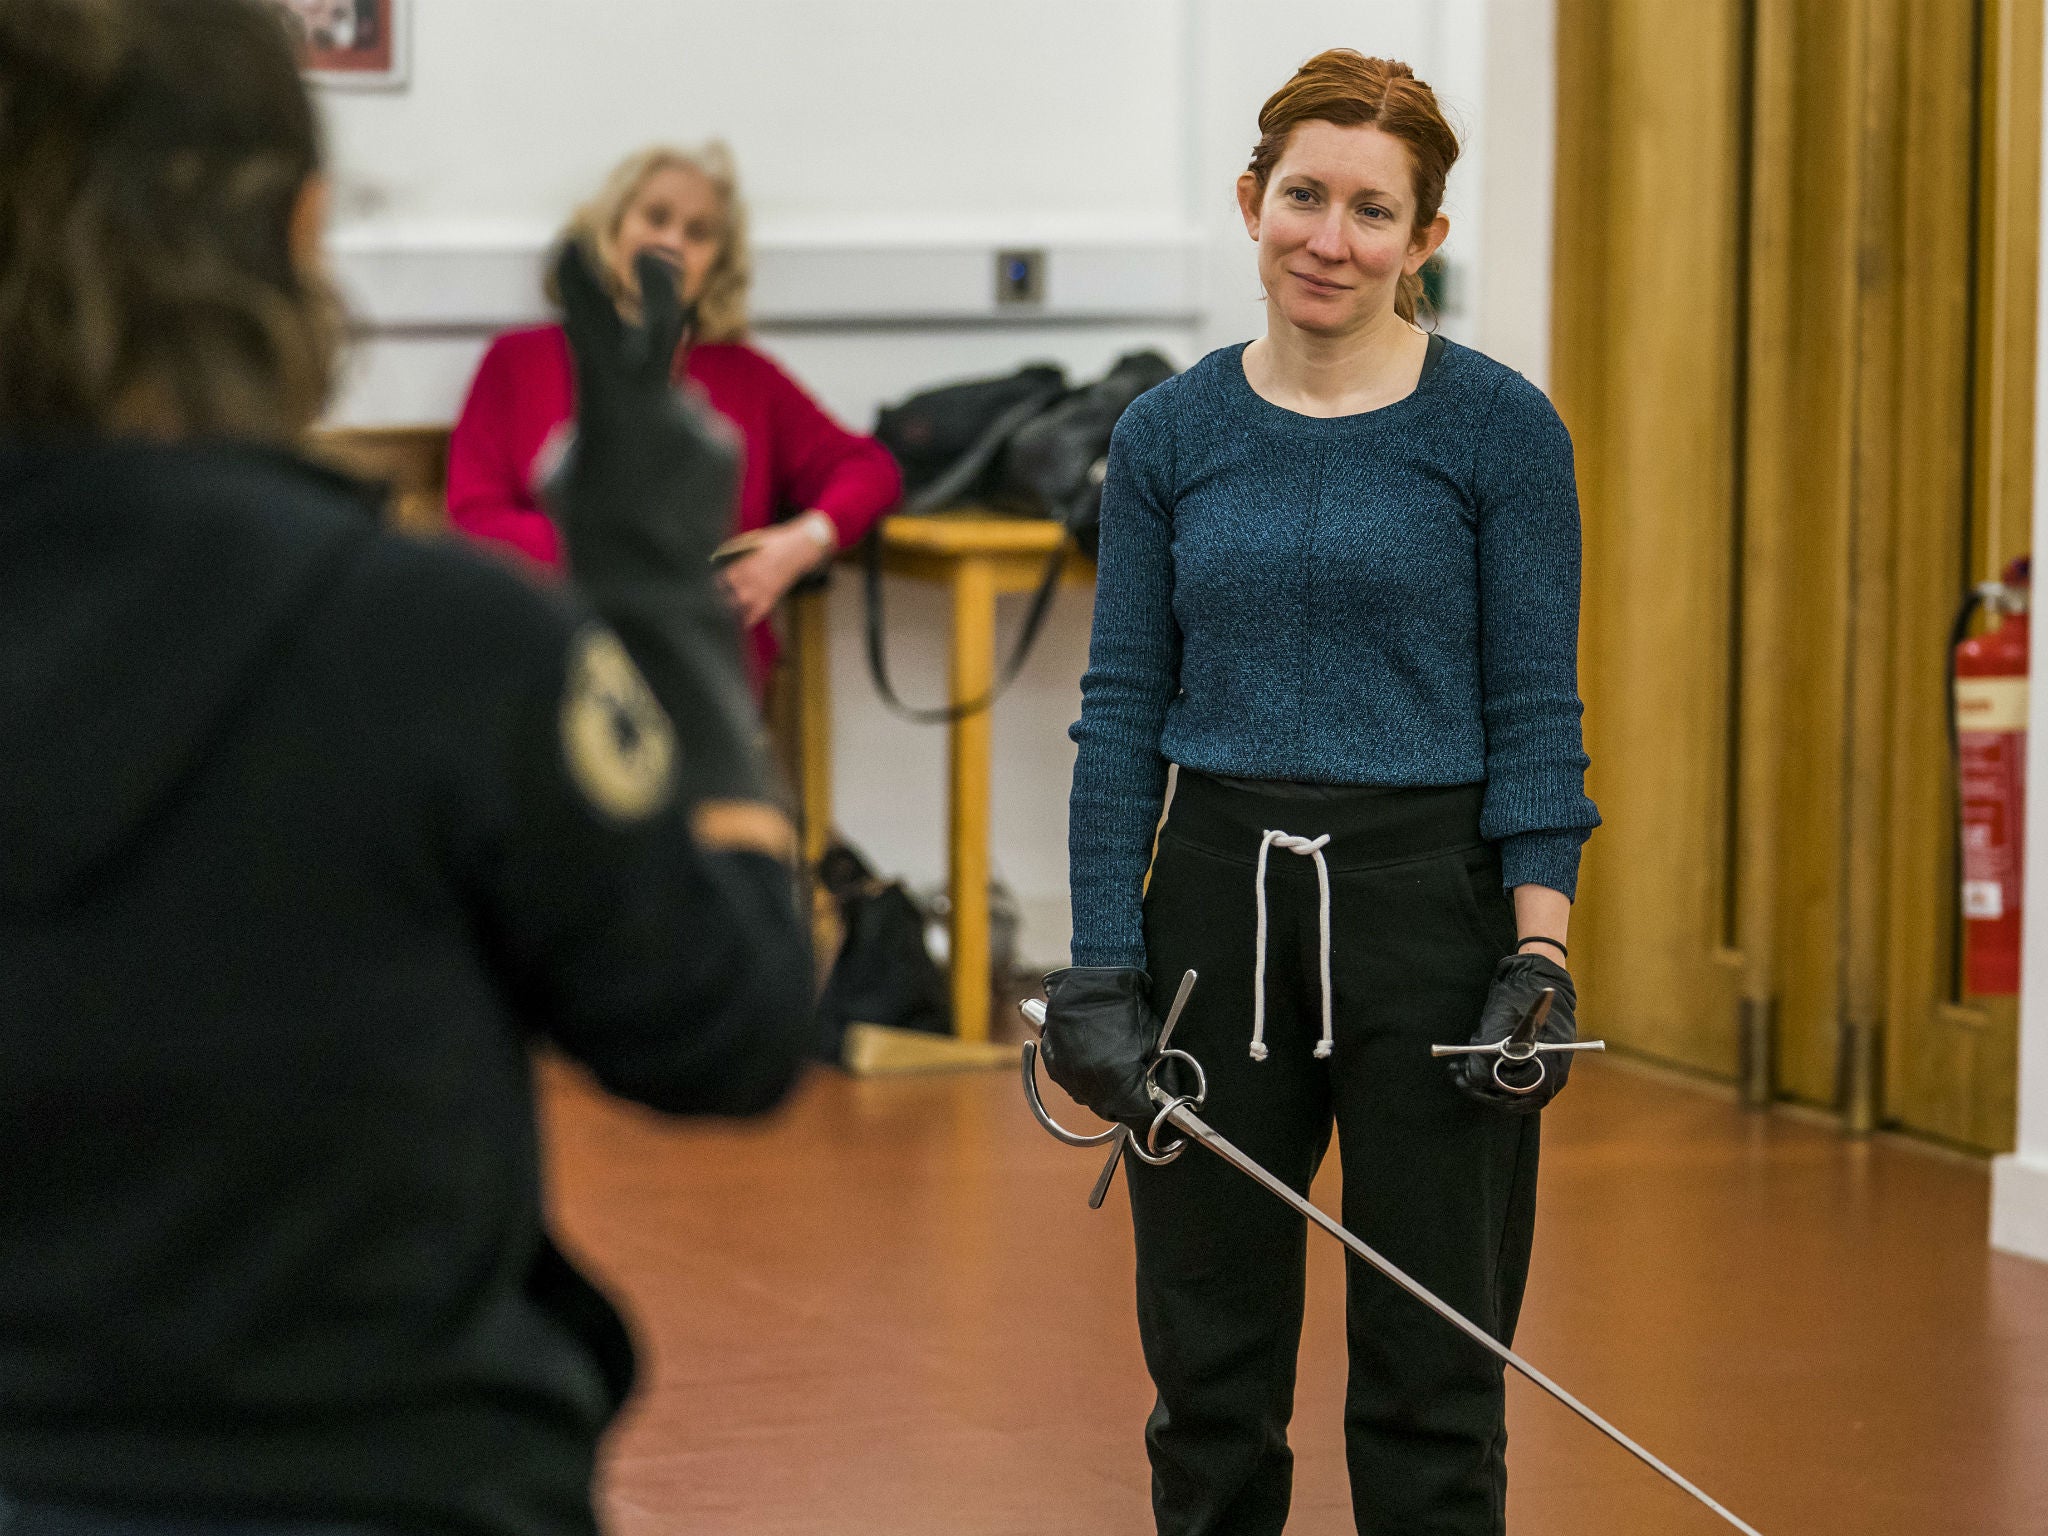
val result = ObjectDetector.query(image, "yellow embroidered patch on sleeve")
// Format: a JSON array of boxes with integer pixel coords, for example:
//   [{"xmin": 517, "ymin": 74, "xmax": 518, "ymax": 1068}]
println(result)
[{"xmin": 560, "ymin": 628, "xmax": 678, "ymax": 822}]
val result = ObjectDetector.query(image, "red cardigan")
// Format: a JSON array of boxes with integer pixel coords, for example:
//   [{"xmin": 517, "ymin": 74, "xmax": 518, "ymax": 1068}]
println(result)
[{"xmin": 446, "ymin": 324, "xmax": 901, "ymax": 675}]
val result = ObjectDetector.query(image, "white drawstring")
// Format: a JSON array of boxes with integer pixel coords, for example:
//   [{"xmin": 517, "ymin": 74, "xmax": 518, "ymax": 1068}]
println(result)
[{"xmin": 1251, "ymin": 829, "xmax": 1335, "ymax": 1062}]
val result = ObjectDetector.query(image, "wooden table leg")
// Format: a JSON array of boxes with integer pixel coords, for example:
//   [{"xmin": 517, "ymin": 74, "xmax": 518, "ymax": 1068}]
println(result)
[
  {"xmin": 947, "ymin": 558, "xmax": 997, "ymax": 1043},
  {"xmin": 789, "ymin": 584, "xmax": 833, "ymax": 869},
  {"xmin": 785, "ymin": 584, "xmax": 838, "ymax": 980}
]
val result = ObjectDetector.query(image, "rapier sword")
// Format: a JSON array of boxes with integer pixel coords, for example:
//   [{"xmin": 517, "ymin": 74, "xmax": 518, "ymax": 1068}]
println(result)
[{"xmin": 1020, "ymin": 982, "xmax": 1765, "ymax": 1536}]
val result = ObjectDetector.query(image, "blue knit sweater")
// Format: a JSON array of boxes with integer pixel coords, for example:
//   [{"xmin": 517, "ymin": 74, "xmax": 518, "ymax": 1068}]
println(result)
[{"xmin": 1067, "ymin": 340, "xmax": 1600, "ymax": 969}]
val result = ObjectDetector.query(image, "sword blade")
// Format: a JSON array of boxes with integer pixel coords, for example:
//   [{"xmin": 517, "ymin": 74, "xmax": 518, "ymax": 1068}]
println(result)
[{"xmin": 1163, "ymin": 1102, "xmax": 1767, "ymax": 1536}]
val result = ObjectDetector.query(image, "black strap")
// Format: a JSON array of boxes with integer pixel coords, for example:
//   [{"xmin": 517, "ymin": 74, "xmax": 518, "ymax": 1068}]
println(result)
[
  {"xmin": 897, "ymin": 380, "xmax": 1068, "ymax": 517},
  {"xmin": 863, "ymin": 374, "xmax": 1078, "ymax": 724},
  {"xmin": 862, "ymin": 514, "xmax": 1074, "ymax": 724},
  {"xmin": 1420, "ymin": 328, "xmax": 1447, "ymax": 383}
]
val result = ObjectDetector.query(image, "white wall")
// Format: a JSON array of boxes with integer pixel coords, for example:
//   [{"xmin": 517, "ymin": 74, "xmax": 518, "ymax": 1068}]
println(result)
[
  {"xmin": 1991, "ymin": 7, "xmax": 2048, "ymax": 1263},
  {"xmin": 319, "ymin": 0, "xmax": 1555, "ymax": 965},
  {"xmin": 1473, "ymin": 0, "xmax": 1558, "ymax": 386}
]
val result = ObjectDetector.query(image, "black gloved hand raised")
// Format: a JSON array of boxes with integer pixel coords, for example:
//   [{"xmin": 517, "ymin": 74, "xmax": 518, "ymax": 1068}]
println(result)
[
  {"xmin": 1449, "ymin": 953, "xmax": 1580, "ymax": 1113},
  {"xmin": 542, "ymin": 242, "xmax": 772, "ymax": 809},
  {"xmin": 1039, "ymin": 966, "xmax": 1163, "ymax": 1129}
]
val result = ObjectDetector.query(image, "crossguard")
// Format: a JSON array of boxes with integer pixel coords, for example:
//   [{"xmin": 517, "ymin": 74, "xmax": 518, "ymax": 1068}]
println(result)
[
  {"xmin": 1428, "ymin": 1038, "xmax": 1606, "ymax": 1094},
  {"xmin": 1426, "ymin": 986, "xmax": 1605, "ymax": 1095}
]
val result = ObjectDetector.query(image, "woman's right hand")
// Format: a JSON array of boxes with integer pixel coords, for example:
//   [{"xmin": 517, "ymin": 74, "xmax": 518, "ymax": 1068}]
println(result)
[
  {"xmin": 1039, "ymin": 967, "xmax": 1164, "ymax": 1129},
  {"xmin": 718, "ymin": 519, "xmax": 830, "ymax": 628}
]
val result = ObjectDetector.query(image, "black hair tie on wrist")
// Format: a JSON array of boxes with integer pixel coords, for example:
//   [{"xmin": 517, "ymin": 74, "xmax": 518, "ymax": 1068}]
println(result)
[{"xmin": 1517, "ymin": 936, "xmax": 1568, "ymax": 959}]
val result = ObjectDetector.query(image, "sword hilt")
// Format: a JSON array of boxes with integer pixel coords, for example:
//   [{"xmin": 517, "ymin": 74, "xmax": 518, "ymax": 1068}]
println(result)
[
  {"xmin": 1510, "ymin": 987, "xmax": 1554, "ymax": 1052},
  {"xmin": 1019, "ymin": 975, "xmax": 1208, "ymax": 1168},
  {"xmin": 1429, "ymin": 1040, "xmax": 1607, "ymax": 1093},
  {"xmin": 1430, "ymin": 987, "xmax": 1605, "ymax": 1094}
]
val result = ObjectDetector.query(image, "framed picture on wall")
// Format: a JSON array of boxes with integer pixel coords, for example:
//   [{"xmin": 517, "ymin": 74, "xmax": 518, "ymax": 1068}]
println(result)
[{"xmin": 279, "ymin": 0, "xmax": 408, "ymax": 89}]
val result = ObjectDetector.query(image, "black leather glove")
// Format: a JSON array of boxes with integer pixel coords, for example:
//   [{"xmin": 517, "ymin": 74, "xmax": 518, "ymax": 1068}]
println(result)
[
  {"xmin": 1039, "ymin": 966, "xmax": 1162, "ymax": 1129},
  {"xmin": 542, "ymin": 242, "xmax": 771, "ymax": 808},
  {"xmin": 1449, "ymin": 953, "xmax": 1579, "ymax": 1113}
]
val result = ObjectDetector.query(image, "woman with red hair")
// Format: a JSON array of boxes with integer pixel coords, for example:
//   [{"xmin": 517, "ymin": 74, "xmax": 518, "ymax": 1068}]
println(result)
[
  {"xmin": 447, "ymin": 142, "xmax": 901, "ymax": 686},
  {"xmin": 1040, "ymin": 50, "xmax": 1599, "ymax": 1535}
]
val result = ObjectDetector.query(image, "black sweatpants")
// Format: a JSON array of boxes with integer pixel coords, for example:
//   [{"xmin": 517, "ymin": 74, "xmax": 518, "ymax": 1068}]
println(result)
[{"xmin": 1129, "ymin": 771, "xmax": 1540, "ymax": 1536}]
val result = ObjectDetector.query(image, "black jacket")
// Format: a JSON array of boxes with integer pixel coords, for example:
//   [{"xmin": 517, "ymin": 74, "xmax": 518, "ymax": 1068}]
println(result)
[{"xmin": 0, "ymin": 441, "xmax": 811, "ymax": 1534}]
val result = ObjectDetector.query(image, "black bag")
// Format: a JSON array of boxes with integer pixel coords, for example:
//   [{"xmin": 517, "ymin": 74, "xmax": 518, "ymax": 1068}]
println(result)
[
  {"xmin": 874, "ymin": 363, "xmax": 1069, "ymax": 514},
  {"xmin": 813, "ymin": 841, "xmax": 951, "ymax": 1060},
  {"xmin": 992, "ymin": 350, "xmax": 1176, "ymax": 558},
  {"xmin": 865, "ymin": 351, "xmax": 1175, "ymax": 721}
]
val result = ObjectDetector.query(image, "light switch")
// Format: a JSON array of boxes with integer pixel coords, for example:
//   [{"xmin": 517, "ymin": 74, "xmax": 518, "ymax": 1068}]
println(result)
[{"xmin": 995, "ymin": 248, "xmax": 1046, "ymax": 306}]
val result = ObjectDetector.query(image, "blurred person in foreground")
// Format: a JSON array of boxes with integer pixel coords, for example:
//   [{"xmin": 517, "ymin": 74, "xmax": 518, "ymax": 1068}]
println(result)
[
  {"xmin": 447, "ymin": 142, "xmax": 902, "ymax": 691},
  {"xmin": 0, "ymin": 2, "xmax": 811, "ymax": 1533}
]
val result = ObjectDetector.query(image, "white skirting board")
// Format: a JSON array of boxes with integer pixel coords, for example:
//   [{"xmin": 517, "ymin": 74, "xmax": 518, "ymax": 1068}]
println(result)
[{"xmin": 1991, "ymin": 1153, "xmax": 2048, "ymax": 1262}]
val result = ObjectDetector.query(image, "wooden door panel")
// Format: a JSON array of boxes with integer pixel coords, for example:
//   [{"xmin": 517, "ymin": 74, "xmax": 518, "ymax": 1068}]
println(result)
[
  {"xmin": 1557, "ymin": 0, "xmax": 2038, "ymax": 1148},
  {"xmin": 1560, "ymin": 0, "xmax": 1750, "ymax": 1075}
]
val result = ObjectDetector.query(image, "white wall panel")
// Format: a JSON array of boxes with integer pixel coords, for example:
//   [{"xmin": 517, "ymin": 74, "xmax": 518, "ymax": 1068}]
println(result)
[
  {"xmin": 1473, "ymin": 0, "xmax": 1557, "ymax": 384},
  {"xmin": 330, "ymin": 232, "xmax": 1203, "ymax": 334},
  {"xmin": 319, "ymin": 0, "xmax": 1192, "ymax": 232}
]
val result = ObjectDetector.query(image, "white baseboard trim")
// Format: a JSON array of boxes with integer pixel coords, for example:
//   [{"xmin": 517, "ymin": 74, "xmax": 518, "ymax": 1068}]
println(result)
[{"xmin": 1991, "ymin": 1152, "xmax": 2048, "ymax": 1262}]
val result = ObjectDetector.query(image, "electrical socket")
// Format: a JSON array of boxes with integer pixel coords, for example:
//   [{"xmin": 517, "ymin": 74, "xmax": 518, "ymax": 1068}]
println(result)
[{"xmin": 995, "ymin": 248, "xmax": 1046, "ymax": 306}]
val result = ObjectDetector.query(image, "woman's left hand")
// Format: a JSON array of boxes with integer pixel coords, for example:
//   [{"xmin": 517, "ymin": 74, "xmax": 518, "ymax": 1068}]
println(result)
[
  {"xmin": 1449, "ymin": 952, "xmax": 1579, "ymax": 1113},
  {"xmin": 719, "ymin": 518, "xmax": 832, "ymax": 628}
]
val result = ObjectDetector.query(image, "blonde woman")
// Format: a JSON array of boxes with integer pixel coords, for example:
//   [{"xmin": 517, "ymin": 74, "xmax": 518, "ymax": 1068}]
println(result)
[{"xmin": 448, "ymin": 143, "xmax": 901, "ymax": 683}]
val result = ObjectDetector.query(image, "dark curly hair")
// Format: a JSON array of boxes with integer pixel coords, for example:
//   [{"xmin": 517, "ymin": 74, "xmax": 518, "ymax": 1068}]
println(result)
[{"xmin": 0, "ymin": 0, "xmax": 339, "ymax": 438}]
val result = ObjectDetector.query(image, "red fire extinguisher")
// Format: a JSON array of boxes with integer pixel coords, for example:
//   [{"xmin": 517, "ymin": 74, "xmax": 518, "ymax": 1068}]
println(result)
[{"xmin": 1952, "ymin": 555, "xmax": 2030, "ymax": 995}]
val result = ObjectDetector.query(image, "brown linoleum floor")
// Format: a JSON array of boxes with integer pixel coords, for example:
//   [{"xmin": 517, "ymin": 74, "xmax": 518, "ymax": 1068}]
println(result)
[{"xmin": 542, "ymin": 1053, "xmax": 2048, "ymax": 1535}]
